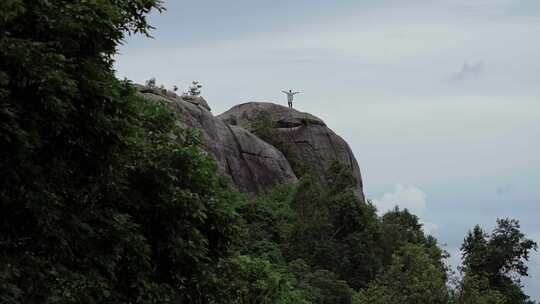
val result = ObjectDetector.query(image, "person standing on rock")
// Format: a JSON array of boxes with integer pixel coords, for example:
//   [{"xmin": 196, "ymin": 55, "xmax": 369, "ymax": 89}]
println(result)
[{"xmin": 282, "ymin": 89, "xmax": 301, "ymax": 108}]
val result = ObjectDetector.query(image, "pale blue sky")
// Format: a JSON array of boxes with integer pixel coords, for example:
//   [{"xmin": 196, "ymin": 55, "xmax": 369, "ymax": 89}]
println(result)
[{"xmin": 115, "ymin": 0, "xmax": 540, "ymax": 298}]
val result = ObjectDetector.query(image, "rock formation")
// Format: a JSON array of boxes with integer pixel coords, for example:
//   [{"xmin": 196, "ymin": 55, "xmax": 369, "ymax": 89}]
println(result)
[
  {"xmin": 219, "ymin": 102, "xmax": 364, "ymax": 201},
  {"xmin": 136, "ymin": 86, "xmax": 297, "ymax": 194},
  {"xmin": 136, "ymin": 86, "xmax": 364, "ymax": 201}
]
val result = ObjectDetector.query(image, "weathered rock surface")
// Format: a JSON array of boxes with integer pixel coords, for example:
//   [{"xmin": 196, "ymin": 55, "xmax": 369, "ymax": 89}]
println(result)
[
  {"xmin": 136, "ymin": 85, "xmax": 364, "ymax": 200},
  {"xmin": 135, "ymin": 84, "xmax": 212, "ymax": 111},
  {"xmin": 219, "ymin": 102, "xmax": 364, "ymax": 201},
  {"xmin": 136, "ymin": 88, "xmax": 297, "ymax": 194},
  {"xmin": 219, "ymin": 102, "xmax": 326, "ymax": 129}
]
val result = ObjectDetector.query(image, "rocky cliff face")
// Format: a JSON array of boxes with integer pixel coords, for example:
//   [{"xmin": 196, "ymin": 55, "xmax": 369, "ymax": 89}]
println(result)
[
  {"xmin": 219, "ymin": 102, "xmax": 364, "ymax": 201},
  {"xmin": 137, "ymin": 87, "xmax": 297, "ymax": 194},
  {"xmin": 137, "ymin": 86, "xmax": 364, "ymax": 201}
]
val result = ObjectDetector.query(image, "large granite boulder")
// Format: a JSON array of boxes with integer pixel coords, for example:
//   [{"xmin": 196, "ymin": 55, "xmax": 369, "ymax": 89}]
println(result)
[
  {"xmin": 136, "ymin": 85, "xmax": 364, "ymax": 200},
  {"xmin": 218, "ymin": 102, "xmax": 326, "ymax": 129},
  {"xmin": 219, "ymin": 102, "xmax": 364, "ymax": 201},
  {"xmin": 137, "ymin": 89, "xmax": 297, "ymax": 194}
]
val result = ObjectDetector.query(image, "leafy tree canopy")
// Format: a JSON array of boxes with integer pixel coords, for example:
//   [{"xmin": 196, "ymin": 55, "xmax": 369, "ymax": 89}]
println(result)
[
  {"xmin": 1, "ymin": 1, "xmax": 242, "ymax": 303},
  {"xmin": 459, "ymin": 219, "xmax": 538, "ymax": 304}
]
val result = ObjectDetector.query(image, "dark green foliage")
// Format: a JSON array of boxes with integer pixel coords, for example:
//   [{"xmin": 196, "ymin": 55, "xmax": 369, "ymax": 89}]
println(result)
[
  {"xmin": 232, "ymin": 168, "xmax": 367, "ymax": 303},
  {"xmin": 381, "ymin": 207, "xmax": 447, "ymax": 274},
  {"xmin": 301, "ymin": 270, "xmax": 355, "ymax": 304},
  {"xmin": 233, "ymin": 163, "xmax": 445, "ymax": 302},
  {"xmin": 219, "ymin": 255, "xmax": 290, "ymax": 303},
  {"xmin": 232, "ymin": 162, "xmax": 540, "ymax": 304},
  {"xmin": 450, "ymin": 274, "xmax": 505, "ymax": 304},
  {"xmin": 0, "ymin": 75, "xmax": 241, "ymax": 303},
  {"xmin": 359, "ymin": 244, "xmax": 449, "ymax": 304},
  {"xmin": 458, "ymin": 219, "xmax": 538, "ymax": 304},
  {"xmin": 283, "ymin": 172, "xmax": 383, "ymax": 290},
  {"xmin": 324, "ymin": 161, "xmax": 357, "ymax": 196},
  {"xmin": 234, "ymin": 160, "xmax": 449, "ymax": 298},
  {"xmin": 0, "ymin": 1, "xmax": 242, "ymax": 303}
]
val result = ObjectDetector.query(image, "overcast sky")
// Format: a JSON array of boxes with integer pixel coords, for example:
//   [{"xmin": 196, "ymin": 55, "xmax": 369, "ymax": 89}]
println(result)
[{"xmin": 115, "ymin": 0, "xmax": 540, "ymax": 298}]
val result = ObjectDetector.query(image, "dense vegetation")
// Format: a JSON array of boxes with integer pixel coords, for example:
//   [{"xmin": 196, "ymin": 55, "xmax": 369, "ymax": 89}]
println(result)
[{"xmin": 0, "ymin": 1, "xmax": 537, "ymax": 303}]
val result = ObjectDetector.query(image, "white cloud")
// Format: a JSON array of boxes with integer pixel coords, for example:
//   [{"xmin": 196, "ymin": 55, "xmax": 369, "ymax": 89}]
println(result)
[
  {"xmin": 374, "ymin": 185, "xmax": 439, "ymax": 235},
  {"xmin": 374, "ymin": 184, "xmax": 427, "ymax": 214}
]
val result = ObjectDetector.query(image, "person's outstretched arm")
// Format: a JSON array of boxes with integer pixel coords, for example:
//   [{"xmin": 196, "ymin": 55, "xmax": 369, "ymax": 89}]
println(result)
[
  {"xmin": 293, "ymin": 91, "xmax": 301, "ymax": 95},
  {"xmin": 281, "ymin": 90, "xmax": 288, "ymax": 94}
]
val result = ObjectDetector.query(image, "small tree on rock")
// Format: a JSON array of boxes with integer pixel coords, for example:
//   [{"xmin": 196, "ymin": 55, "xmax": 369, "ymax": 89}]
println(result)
[{"xmin": 145, "ymin": 77, "xmax": 156, "ymax": 88}]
